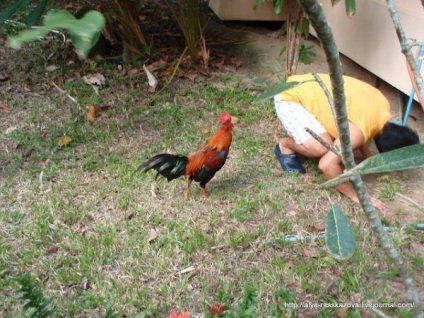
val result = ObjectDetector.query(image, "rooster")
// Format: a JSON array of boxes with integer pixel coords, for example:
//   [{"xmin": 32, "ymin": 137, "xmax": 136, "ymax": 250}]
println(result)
[{"xmin": 139, "ymin": 111, "xmax": 235, "ymax": 198}]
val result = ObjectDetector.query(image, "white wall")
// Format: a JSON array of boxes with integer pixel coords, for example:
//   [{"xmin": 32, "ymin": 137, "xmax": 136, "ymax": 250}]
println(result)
[
  {"xmin": 208, "ymin": 0, "xmax": 285, "ymax": 21},
  {"xmin": 312, "ymin": 0, "xmax": 424, "ymax": 100}
]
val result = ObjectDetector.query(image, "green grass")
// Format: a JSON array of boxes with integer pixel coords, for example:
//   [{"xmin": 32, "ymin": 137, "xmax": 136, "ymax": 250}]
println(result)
[{"xmin": 1, "ymin": 20, "xmax": 423, "ymax": 318}]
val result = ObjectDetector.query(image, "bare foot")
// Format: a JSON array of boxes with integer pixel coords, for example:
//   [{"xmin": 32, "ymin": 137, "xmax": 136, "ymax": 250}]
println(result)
[{"xmin": 371, "ymin": 196, "xmax": 386, "ymax": 211}]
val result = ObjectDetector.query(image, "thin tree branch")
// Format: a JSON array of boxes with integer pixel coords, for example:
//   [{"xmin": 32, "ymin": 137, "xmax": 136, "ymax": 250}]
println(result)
[
  {"xmin": 386, "ymin": 0, "xmax": 424, "ymax": 105},
  {"xmin": 297, "ymin": 1, "xmax": 423, "ymax": 316},
  {"xmin": 307, "ymin": 73, "xmax": 341, "ymax": 155},
  {"xmin": 50, "ymin": 81, "xmax": 79, "ymax": 104},
  {"xmin": 321, "ymin": 174, "xmax": 353, "ymax": 189},
  {"xmin": 312, "ymin": 72, "xmax": 337, "ymax": 119},
  {"xmin": 304, "ymin": 127, "xmax": 340, "ymax": 156}
]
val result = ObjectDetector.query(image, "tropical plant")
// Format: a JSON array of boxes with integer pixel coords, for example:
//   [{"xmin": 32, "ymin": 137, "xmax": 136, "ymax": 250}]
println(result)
[
  {"xmin": 0, "ymin": 0, "xmax": 48, "ymax": 28},
  {"xmin": 101, "ymin": 0, "xmax": 152, "ymax": 62},
  {"xmin": 7, "ymin": 8, "xmax": 105, "ymax": 59},
  {"xmin": 1, "ymin": 0, "xmax": 151, "ymax": 62},
  {"xmin": 256, "ymin": 0, "xmax": 309, "ymax": 75},
  {"xmin": 13, "ymin": 273, "xmax": 55, "ymax": 318},
  {"xmin": 257, "ymin": 0, "xmax": 357, "ymax": 75},
  {"xmin": 298, "ymin": 43, "xmax": 316, "ymax": 64},
  {"xmin": 270, "ymin": 284, "xmax": 298, "ymax": 317},
  {"xmin": 169, "ymin": 0, "xmax": 208, "ymax": 65}
]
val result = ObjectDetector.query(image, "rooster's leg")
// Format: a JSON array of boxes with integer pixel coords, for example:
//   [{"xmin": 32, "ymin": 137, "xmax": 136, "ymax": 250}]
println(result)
[
  {"xmin": 200, "ymin": 186, "xmax": 208, "ymax": 200},
  {"xmin": 184, "ymin": 178, "xmax": 192, "ymax": 198}
]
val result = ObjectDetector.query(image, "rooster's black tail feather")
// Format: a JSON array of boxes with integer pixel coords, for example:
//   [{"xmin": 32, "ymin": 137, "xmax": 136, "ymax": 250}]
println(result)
[{"xmin": 138, "ymin": 154, "xmax": 188, "ymax": 181}]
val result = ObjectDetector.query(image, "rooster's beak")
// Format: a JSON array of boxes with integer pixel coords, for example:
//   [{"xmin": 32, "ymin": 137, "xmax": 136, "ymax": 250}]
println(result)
[{"xmin": 230, "ymin": 116, "xmax": 239, "ymax": 123}]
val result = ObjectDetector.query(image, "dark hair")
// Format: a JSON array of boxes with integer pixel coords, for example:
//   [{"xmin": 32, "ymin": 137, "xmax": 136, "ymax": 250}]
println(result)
[{"xmin": 374, "ymin": 122, "xmax": 420, "ymax": 153}]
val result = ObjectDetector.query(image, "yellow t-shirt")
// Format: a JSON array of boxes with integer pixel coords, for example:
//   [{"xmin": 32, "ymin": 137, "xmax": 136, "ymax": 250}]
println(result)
[{"xmin": 279, "ymin": 73, "xmax": 392, "ymax": 141}]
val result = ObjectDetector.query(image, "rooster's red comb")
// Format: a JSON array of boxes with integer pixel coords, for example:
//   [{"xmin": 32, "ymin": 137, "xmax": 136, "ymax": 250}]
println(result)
[{"xmin": 220, "ymin": 111, "xmax": 232, "ymax": 123}]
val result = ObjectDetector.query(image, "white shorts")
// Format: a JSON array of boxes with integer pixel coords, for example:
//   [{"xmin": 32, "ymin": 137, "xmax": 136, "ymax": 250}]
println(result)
[{"xmin": 274, "ymin": 96, "xmax": 326, "ymax": 144}]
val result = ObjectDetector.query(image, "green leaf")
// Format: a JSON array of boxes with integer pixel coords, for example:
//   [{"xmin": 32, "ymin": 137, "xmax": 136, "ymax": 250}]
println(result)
[
  {"xmin": 23, "ymin": 302, "xmax": 35, "ymax": 311},
  {"xmin": 25, "ymin": 0, "xmax": 48, "ymax": 27},
  {"xmin": 301, "ymin": 17, "xmax": 310, "ymax": 38},
  {"xmin": 321, "ymin": 144, "xmax": 424, "ymax": 189},
  {"xmin": 252, "ymin": 81, "xmax": 301, "ymax": 104},
  {"xmin": 0, "ymin": 0, "xmax": 33, "ymax": 26},
  {"xmin": 298, "ymin": 44, "xmax": 316, "ymax": 64},
  {"xmin": 8, "ymin": 9, "xmax": 105, "ymax": 59},
  {"xmin": 29, "ymin": 312, "xmax": 38, "ymax": 318},
  {"xmin": 345, "ymin": 0, "xmax": 356, "ymax": 17},
  {"xmin": 272, "ymin": 0, "xmax": 286, "ymax": 15},
  {"xmin": 326, "ymin": 204, "xmax": 357, "ymax": 260},
  {"xmin": 41, "ymin": 297, "xmax": 53, "ymax": 307},
  {"xmin": 354, "ymin": 143, "xmax": 424, "ymax": 175}
]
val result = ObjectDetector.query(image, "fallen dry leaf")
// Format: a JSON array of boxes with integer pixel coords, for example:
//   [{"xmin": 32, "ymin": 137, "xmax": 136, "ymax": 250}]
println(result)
[
  {"xmin": 46, "ymin": 244, "xmax": 59, "ymax": 255},
  {"xmin": 127, "ymin": 68, "xmax": 139, "ymax": 75},
  {"xmin": 48, "ymin": 223, "xmax": 58, "ymax": 231},
  {"xmin": 314, "ymin": 224, "xmax": 326, "ymax": 232},
  {"xmin": 5, "ymin": 125, "xmax": 17, "ymax": 135},
  {"xmin": 0, "ymin": 74, "xmax": 10, "ymax": 82},
  {"xmin": 149, "ymin": 59, "xmax": 167, "ymax": 72},
  {"xmin": 180, "ymin": 266, "xmax": 196, "ymax": 274},
  {"xmin": 167, "ymin": 312, "xmax": 190, "ymax": 318},
  {"xmin": 58, "ymin": 135, "xmax": 72, "ymax": 147},
  {"xmin": 164, "ymin": 66, "xmax": 175, "ymax": 77},
  {"xmin": 45, "ymin": 65, "xmax": 59, "ymax": 72},
  {"xmin": 23, "ymin": 149, "xmax": 33, "ymax": 159},
  {"xmin": 203, "ymin": 128, "xmax": 210, "ymax": 134},
  {"xmin": 215, "ymin": 58, "xmax": 225, "ymax": 70},
  {"xmin": 207, "ymin": 302, "xmax": 226, "ymax": 316},
  {"xmin": 307, "ymin": 223, "xmax": 326, "ymax": 232},
  {"xmin": 1, "ymin": 99, "xmax": 11, "ymax": 113},
  {"xmin": 143, "ymin": 64, "xmax": 158, "ymax": 92},
  {"xmin": 286, "ymin": 210, "xmax": 297, "ymax": 217},
  {"xmin": 303, "ymin": 247, "xmax": 319, "ymax": 258},
  {"xmin": 229, "ymin": 56, "xmax": 242, "ymax": 68},
  {"xmin": 186, "ymin": 73, "xmax": 197, "ymax": 82},
  {"xmin": 86, "ymin": 104, "xmax": 110, "ymax": 123},
  {"xmin": 148, "ymin": 228, "xmax": 158, "ymax": 243},
  {"xmin": 337, "ymin": 307, "xmax": 348, "ymax": 317},
  {"xmin": 83, "ymin": 73, "xmax": 106, "ymax": 86},
  {"xmin": 87, "ymin": 104, "xmax": 101, "ymax": 123}
]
